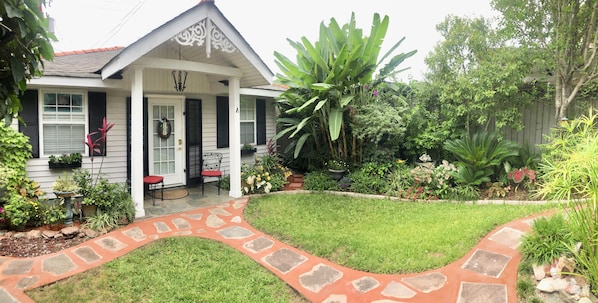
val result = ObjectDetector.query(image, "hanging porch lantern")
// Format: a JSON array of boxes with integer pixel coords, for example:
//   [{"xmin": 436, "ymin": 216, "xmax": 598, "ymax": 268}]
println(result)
[{"xmin": 172, "ymin": 70, "xmax": 188, "ymax": 92}]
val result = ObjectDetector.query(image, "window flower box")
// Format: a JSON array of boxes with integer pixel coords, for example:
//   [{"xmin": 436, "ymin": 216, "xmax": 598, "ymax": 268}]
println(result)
[
  {"xmin": 48, "ymin": 153, "xmax": 83, "ymax": 169},
  {"xmin": 241, "ymin": 144, "xmax": 257, "ymax": 156}
]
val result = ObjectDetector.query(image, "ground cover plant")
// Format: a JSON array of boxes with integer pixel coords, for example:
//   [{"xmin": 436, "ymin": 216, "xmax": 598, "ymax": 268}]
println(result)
[
  {"xmin": 26, "ymin": 237, "xmax": 308, "ymax": 303},
  {"xmin": 244, "ymin": 193, "xmax": 556, "ymax": 274}
]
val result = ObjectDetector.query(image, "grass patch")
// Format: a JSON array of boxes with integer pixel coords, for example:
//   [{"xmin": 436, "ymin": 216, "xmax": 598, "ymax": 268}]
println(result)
[
  {"xmin": 244, "ymin": 193, "xmax": 556, "ymax": 274},
  {"xmin": 27, "ymin": 237, "xmax": 308, "ymax": 303}
]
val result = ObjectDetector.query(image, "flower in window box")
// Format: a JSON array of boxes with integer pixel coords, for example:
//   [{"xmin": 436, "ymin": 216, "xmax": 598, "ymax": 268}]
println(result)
[
  {"xmin": 48, "ymin": 153, "xmax": 82, "ymax": 168},
  {"xmin": 241, "ymin": 143, "xmax": 257, "ymax": 155}
]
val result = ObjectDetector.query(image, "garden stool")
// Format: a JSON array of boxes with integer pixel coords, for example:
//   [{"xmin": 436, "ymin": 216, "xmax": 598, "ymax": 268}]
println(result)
[{"xmin": 143, "ymin": 175, "xmax": 164, "ymax": 205}]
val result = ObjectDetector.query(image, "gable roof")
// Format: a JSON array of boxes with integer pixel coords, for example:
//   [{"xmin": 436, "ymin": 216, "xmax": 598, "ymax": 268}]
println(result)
[{"xmin": 100, "ymin": 1, "xmax": 273, "ymax": 87}]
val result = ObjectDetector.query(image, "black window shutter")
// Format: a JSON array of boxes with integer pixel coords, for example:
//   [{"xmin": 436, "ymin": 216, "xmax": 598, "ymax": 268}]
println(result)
[
  {"xmin": 88, "ymin": 92, "xmax": 107, "ymax": 156},
  {"xmin": 256, "ymin": 99, "xmax": 266, "ymax": 145},
  {"xmin": 216, "ymin": 96, "xmax": 229, "ymax": 148},
  {"xmin": 19, "ymin": 90, "xmax": 39, "ymax": 158}
]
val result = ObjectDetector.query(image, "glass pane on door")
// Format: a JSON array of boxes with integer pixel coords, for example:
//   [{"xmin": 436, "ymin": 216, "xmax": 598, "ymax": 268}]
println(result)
[{"xmin": 152, "ymin": 105, "xmax": 176, "ymax": 175}]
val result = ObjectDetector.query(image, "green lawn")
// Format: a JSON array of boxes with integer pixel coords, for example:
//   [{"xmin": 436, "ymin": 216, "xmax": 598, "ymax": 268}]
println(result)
[
  {"xmin": 244, "ymin": 193, "xmax": 556, "ymax": 274},
  {"xmin": 27, "ymin": 237, "xmax": 308, "ymax": 303},
  {"xmin": 27, "ymin": 192, "xmax": 555, "ymax": 301}
]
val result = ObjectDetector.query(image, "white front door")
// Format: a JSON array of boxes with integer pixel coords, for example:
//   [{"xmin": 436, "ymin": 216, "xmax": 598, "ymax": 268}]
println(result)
[{"xmin": 148, "ymin": 96, "xmax": 185, "ymax": 187}]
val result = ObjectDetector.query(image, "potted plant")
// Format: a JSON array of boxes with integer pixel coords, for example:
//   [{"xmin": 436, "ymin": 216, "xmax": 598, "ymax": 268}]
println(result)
[
  {"xmin": 327, "ymin": 159, "xmax": 348, "ymax": 181},
  {"xmin": 241, "ymin": 143, "xmax": 257, "ymax": 155},
  {"xmin": 48, "ymin": 152, "xmax": 82, "ymax": 169}
]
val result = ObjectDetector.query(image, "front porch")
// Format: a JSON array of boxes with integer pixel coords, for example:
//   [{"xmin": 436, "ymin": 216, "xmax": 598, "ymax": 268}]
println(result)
[{"xmin": 142, "ymin": 182, "xmax": 233, "ymax": 219}]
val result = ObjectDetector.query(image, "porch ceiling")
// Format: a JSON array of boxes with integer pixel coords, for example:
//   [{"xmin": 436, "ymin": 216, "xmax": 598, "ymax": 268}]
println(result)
[{"xmin": 140, "ymin": 40, "xmax": 268, "ymax": 87}]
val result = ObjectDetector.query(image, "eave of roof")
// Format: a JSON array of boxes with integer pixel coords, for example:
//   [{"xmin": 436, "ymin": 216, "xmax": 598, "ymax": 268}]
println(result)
[{"xmin": 43, "ymin": 47, "xmax": 124, "ymax": 78}]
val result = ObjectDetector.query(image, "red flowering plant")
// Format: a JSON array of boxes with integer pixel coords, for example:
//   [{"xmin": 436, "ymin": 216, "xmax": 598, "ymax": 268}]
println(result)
[
  {"xmin": 507, "ymin": 167, "xmax": 536, "ymax": 191},
  {"xmin": 74, "ymin": 117, "xmax": 115, "ymax": 207},
  {"xmin": 85, "ymin": 117, "xmax": 114, "ymax": 184}
]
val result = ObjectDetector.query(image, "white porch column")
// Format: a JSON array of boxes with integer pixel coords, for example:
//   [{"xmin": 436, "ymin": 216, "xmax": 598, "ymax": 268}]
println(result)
[
  {"xmin": 228, "ymin": 77, "xmax": 242, "ymax": 198},
  {"xmin": 131, "ymin": 68, "xmax": 146, "ymax": 217}
]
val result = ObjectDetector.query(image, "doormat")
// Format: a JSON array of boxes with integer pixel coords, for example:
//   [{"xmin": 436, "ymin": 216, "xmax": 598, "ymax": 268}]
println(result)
[{"xmin": 153, "ymin": 189, "xmax": 189, "ymax": 200}]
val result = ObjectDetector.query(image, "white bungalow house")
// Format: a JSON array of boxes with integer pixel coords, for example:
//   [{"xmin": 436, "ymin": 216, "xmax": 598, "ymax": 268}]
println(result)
[{"xmin": 22, "ymin": 0, "xmax": 283, "ymax": 218}]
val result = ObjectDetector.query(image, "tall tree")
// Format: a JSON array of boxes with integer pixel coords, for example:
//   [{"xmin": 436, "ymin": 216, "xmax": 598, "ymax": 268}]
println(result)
[
  {"xmin": 274, "ymin": 13, "xmax": 415, "ymax": 166},
  {"xmin": 424, "ymin": 15, "xmax": 535, "ymax": 133},
  {"xmin": 0, "ymin": 0, "xmax": 54, "ymax": 125},
  {"xmin": 492, "ymin": 0, "xmax": 598, "ymax": 121}
]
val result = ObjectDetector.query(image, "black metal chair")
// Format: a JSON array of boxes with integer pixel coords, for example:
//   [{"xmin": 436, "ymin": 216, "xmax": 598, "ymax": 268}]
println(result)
[{"xmin": 201, "ymin": 152, "xmax": 223, "ymax": 195}]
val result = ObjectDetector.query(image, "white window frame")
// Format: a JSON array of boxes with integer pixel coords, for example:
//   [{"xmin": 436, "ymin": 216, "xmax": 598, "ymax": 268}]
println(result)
[
  {"xmin": 240, "ymin": 97, "xmax": 256, "ymax": 145},
  {"xmin": 39, "ymin": 90, "xmax": 88, "ymax": 157}
]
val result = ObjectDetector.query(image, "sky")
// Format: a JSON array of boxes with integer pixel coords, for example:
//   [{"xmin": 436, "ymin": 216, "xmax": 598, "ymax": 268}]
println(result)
[{"xmin": 45, "ymin": 0, "xmax": 497, "ymax": 81}]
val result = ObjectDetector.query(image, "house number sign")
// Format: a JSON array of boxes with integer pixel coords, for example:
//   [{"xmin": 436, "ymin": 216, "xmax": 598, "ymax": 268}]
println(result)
[{"xmin": 158, "ymin": 117, "xmax": 172, "ymax": 139}]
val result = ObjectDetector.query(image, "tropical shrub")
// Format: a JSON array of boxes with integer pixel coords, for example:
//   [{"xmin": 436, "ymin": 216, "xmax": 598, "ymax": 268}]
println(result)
[
  {"xmin": 303, "ymin": 171, "xmax": 340, "ymax": 191},
  {"xmin": 535, "ymin": 110, "xmax": 598, "ymax": 295},
  {"xmin": 408, "ymin": 159, "xmax": 457, "ymax": 199},
  {"xmin": 274, "ymin": 12, "xmax": 415, "ymax": 167},
  {"xmin": 42, "ymin": 201, "xmax": 66, "ymax": 225},
  {"xmin": 347, "ymin": 169, "xmax": 387, "ymax": 195},
  {"xmin": 385, "ymin": 161, "xmax": 414, "ymax": 197},
  {"xmin": 3, "ymin": 194, "xmax": 44, "ymax": 228},
  {"xmin": 352, "ymin": 88, "xmax": 409, "ymax": 162},
  {"xmin": 444, "ymin": 131, "xmax": 519, "ymax": 183}
]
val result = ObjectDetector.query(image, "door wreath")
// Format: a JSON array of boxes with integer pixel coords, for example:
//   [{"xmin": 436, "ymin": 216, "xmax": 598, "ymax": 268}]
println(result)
[{"xmin": 157, "ymin": 117, "xmax": 172, "ymax": 139}]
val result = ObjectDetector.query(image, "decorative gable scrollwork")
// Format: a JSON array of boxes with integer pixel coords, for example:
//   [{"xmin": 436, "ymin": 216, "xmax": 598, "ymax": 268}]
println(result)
[{"xmin": 172, "ymin": 18, "xmax": 237, "ymax": 58}]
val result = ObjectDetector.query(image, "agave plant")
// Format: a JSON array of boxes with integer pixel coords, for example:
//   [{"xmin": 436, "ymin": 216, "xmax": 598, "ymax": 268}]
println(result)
[{"xmin": 444, "ymin": 131, "xmax": 519, "ymax": 183}]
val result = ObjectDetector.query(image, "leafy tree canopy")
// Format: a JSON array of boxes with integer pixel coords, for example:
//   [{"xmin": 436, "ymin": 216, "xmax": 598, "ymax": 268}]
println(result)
[
  {"xmin": 424, "ymin": 15, "xmax": 536, "ymax": 133},
  {"xmin": 492, "ymin": 0, "xmax": 598, "ymax": 121},
  {"xmin": 0, "ymin": 0, "xmax": 54, "ymax": 125}
]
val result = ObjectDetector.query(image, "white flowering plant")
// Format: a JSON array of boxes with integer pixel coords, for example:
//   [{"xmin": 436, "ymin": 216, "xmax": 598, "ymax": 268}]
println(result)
[
  {"xmin": 409, "ymin": 158, "xmax": 457, "ymax": 199},
  {"xmin": 326, "ymin": 159, "xmax": 348, "ymax": 171},
  {"xmin": 241, "ymin": 154, "xmax": 292, "ymax": 195}
]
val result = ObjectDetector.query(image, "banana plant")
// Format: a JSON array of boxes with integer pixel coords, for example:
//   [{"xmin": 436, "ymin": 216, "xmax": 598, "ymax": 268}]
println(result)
[{"xmin": 274, "ymin": 12, "xmax": 416, "ymax": 162}]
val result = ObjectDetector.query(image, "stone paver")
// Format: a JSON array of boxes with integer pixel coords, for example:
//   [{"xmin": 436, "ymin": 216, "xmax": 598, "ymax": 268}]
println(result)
[
  {"xmin": 73, "ymin": 246, "xmax": 102, "ymax": 263},
  {"xmin": 217, "ymin": 226, "xmax": 253, "ymax": 239},
  {"xmin": 352, "ymin": 276, "xmax": 380, "ymax": 293},
  {"xmin": 209, "ymin": 207, "xmax": 231, "ymax": 216},
  {"xmin": 153, "ymin": 221, "xmax": 171, "ymax": 233},
  {"xmin": 402, "ymin": 272, "xmax": 447, "ymax": 293},
  {"xmin": 172, "ymin": 218, "xmax": 190, "ymax": 229},
  {"xmin": 3, "ymin": 260, "xmax": 33, "ymax": 275},
  {"xmin": 181, "ymin": 213, "xmax": 203, "ymax": 220},
  {"xmin": 299, "ymin": 263, "xmax": 343, "ymax": 293},
  {"xmin": 42, "ymin": 254, "xmax": 77, "ymax": 276},
  {"xmin": 0, "ymin": 288, "xmax": 18, "ymax": 303},
  {"xmin": 462, "ymin": 249, "xmax": 511, "ymax": 278},
  {"xmin": 381, "ymin": 281, "xmax": 417, "ymax": 299},
  {"xmin": 16, "ymin": 276, "xmax": 39, "ymax": 289},
  {"xmin": 206, "ymin": 214, "xmax": 226, "ymax": 228},
  {"xmin": 263, "ymin": 248, "xmax": 307, "ymax": 274},
  {"xmin": 323, "ymin": 294, "xmax": 347, "ymax": 303},
  {"xmin": 488, "ymin": 227, "xmax": 525, "ymax": 249},
  {"xmin": 95, "ymin": 237, "xmax": 127, "ymax": 252},
  {"xmin": 457, "ymin": 282, "xmax": 507, "ymax": 303},
  {"xmin": 122, "ymin": 227, "xmax": 147, "ymax": 241},
  {"xmin": 244, "ymin": 236, "xmax": 274, "ymax": 253}
]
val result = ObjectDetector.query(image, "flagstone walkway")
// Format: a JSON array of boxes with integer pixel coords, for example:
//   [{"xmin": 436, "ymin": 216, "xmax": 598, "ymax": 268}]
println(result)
[{"xmin": 0, "ymin": 196, "xmax": 542, "ymax": 303}]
